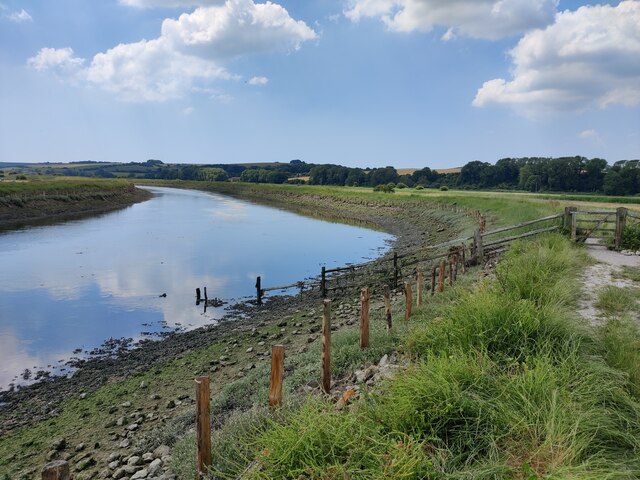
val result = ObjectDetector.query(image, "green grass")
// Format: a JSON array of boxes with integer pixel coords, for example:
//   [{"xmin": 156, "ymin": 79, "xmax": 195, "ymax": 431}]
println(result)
[
  {"xmin": 0, "ymin": 176, "xmax": 130, "ymax": 196},
  {"xmin": 612, "ymin": 266, "xmax": 640, "ymax": 283},
  {"xmin": 184, "ymin": 235, "xmax": 640, "ymax": 479},
  {"xmin": 595, "ymin": 285, "xmax": 638, "ymax": 316}
]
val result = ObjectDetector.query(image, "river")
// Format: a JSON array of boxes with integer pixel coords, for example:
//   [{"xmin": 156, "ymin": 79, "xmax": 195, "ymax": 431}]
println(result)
[{"xmin": 0, "ymin": 186, "xmax": 393, "ymax": 390}]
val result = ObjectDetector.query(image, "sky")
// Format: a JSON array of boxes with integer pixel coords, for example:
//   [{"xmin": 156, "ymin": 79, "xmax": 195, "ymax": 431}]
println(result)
[{"xmin": 0, "ymin": 0, "xmax": 638, "ymax": 168}]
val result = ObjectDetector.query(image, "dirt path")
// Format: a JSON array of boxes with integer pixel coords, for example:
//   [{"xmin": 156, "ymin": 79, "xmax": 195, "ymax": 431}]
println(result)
[{"xmin": 578, "ymin": 239, "xmax": 640, "ymax": 326}]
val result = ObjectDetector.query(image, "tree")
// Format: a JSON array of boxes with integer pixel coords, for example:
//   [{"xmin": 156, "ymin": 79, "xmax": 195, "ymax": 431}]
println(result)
[{"xmin": 198, "ymin": 168, "xmax": 228, "ymax": 182}]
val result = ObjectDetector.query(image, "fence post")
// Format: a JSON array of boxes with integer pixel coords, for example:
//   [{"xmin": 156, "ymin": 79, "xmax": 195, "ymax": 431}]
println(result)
[
  {"xmin": 564, "ymin": 206, "xmax": 577, "ymax": 231},
  {"xmin": 417, "ymin": 271, "xmax": 423, "ymax": 306},
  {"xmin": 404, "ymin": 282, "xmax": 412, "ymax": 320},
  {"xmin": 360, "ymin": 288, "xmax": 370, "ymax": 349},
  {"xmin": 448, "ymin": 260, "xmax": 454, "ymax": 286},
  {"xmin": 615, "ymin": 207, "xmax": 628, "ymax": 249},
  {"xmin": 203, "ymin": 287, "xmax": 208, "ymax": 303},
  {"xmin": 431, "ymin": 266, "xmax": 437, "ymax": 296},
  {"xmin": 255, "ymin": 277, "xmax": 262, "ymax": 305},
  {"xmin": 461, "ymin": 245, "xmax": 466, "ymax": 274},
  {"xmin": 571, "ymin": 212, "xmax": 577, "ymax": 241},
  {"xmin": 321, "ymin": 300, "xmax": 331, "ymax": 394},
  {"xmin": 321, "ymin": 266, "xmax": 326, "ymax": 298},
  {"xmin": 195, "ymin": 288, "xmax": 201, "ymax": 304},
  {"xmin": 453, "ymin": 254, "xmax": 458, "ymax": 282},
  {"xmin": 393, "ymin": 252, "xmax": 399, "ymax": 289},
  {"xmin": 384, "ymin": 285, "xmax": 392, "ymax": 330},
  {"xmin": 479, "ymin": 214, "xmax": 486, "ymax": 234},
  {"xmin": 195, "ymin": 376, "xmax": 211, "ymax": 479},
  {"xmin": 438, "ymin": 260, "xmax": 446, "ymax": 293},
  {"xmin": 269, "ymin": 345, "xmax": 284, "ymax": 407},
  {"xmin": 474, "ymin": 229, "xmax": 484, "ymax": 264},
  {"xmin": 42, "ymin": 461, "xmax": 70, "ymax": 480}
]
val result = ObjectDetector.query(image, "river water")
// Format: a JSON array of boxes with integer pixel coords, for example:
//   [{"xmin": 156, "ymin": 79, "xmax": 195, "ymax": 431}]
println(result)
[{"xmin": 0, "ymin": 186, "xmax": 392, "ymax": 389}]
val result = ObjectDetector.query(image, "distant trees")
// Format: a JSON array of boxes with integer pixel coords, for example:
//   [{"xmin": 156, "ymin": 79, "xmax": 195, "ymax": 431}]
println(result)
[{"xmin": 198, "ymin": 168, "xmax": 228, "ymax": 182}]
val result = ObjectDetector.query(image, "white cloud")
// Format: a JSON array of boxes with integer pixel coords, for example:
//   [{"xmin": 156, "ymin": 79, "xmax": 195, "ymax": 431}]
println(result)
[
  {"xmin": 28, "ymin": 0, "xmax": 316, "ymax": 102},
  {"xmin": 344, "ymin": 0, "xmax": 558, "ymax": 39},
  {"xmin": 247, "ymin": 75, "xmax": 268, "ymax": 86},
  {"xmin": 27, "ymin": 47, "xmax": 84, "ymax": 73},
  {"xmin": 120, "ymin": 0, "xmax": 223, "ymax": 7},
  {"xmin": 579, "ymin": 129, "xmax": 603, "ymax": 145},
  {"xmin": 473, "ymin": 1, "xmax": 640, "ymax": 115},
  {"xmin": 5, "ymin": 8, "xmax": 32, "ymax": 22},
  {"xmin": 182, "ymin": 106, "xmax": 195, "ymax": 115}
]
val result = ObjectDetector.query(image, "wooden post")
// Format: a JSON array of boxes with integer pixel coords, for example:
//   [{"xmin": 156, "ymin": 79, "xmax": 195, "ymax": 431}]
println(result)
[
  {"xmin": 42, "ymin": 461, "xmax": 70, "ymax": 480},
  {"xmin": 203, "ymin": 287, "xmax": 208, "ymax": 303},
  {"xmin": 404, "ymin": 282, "xmax": 412, "ymax": 320},
  {"xmin": 321, "ymin": 266, "xmax": 326, "ymax": 298},
  {"xmin": 615, "ymin": 207, "xmax": 628, "ymax": 249},
  {"xmin": 448, "ymin": 260, "xmax": 454, "ymax": 286},
  {"xmin": 564, "ymin": 206, "xmax": 577, "ymax": 231},
  {"xmin": 269, "ymin": 345, "xmax": 284, "ymax": 407},
  {"xmin": 571, "ymin": 212, "xmax": 577, "ymax": 242},
  {"xmin": 255, "ymin": 276, "xmax": 262, "ymax": 305},
  {"xmin": 452, "ymin": 254, "xmax": 458, "ymax": 282},
  {"xmin": 383, "ymin": 285, "xmax": 392, "ymax": 330},
  {"xmin": 438, "ymin": 260, "xmax": 445, "ymax": 293},
  {"xmin": 431, "ymin": 266, "xmax": 437, "ymax": 296},
  {"xmin": 321, "ymin": 300, "xmax": 331, "ymax": 394},
  {"xmin": 195, "ymin": 376, "xmax": 211, "ymax": 479},
  {"xmin": 461, "ymin": 246, "xmax": 466, "ymax": 274},
  {"xmin": 479, "ymin": 214, "xmax": 485, "ymax": 234},
  {"xmin": 393, "ymin": 252, "xmax": 399, "ymax": 289},
  {"xmin": 195, "ymin": 288, "xmax": 201, "ymax": 304},
  {"xmin": 360, "ymin": 287, "xmax": 370, "ymax": 350},
  {"xmin": 417, "ymin": 271, "xmax": 423, "ymax": 306},
  {"xmin": 474, "ymin": 229, "xmax": 484, "ymax": 264}
]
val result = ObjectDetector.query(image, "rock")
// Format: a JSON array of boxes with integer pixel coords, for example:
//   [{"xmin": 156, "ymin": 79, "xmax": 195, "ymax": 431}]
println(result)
[
  {"xmin": 116, "ymin": 416, "xmax": 125, "ymax": 426},
  {"xmin": 378, "ymin": 354, "xmax": 389, "ymax": 367},
  {"xmin": 148, "ymin": 458, "xmax": 162, "ymax": 475},
  {"xmin": 112, "ymin": 467, "xmax": 127, "ymax": 479},
  {"xmin": 131, "ymin": 469, "xmax": 149, "ymax": 479},
  {"xmin": 76, "ymin": 457, "xmax": 96, "ymax": 471},
  {"xmin": 141, "ymin": 452, "xmax": 154, "ymax": 463},
  {"xmin": 127, "ymin": 456, "xmax": 142, "ymax": 466},
  {"xmin": 246, "ymin": 347, "xmax": 253, "ymax": 353},
  {"xmin": 98, "ymin": 468, "xmax": 112, "ymax": 479},
  {"xmin": 165, "ymin": 400, "xmax": 175, "ymax": 409},
  {"xmin": 46, "ymin": 450, "xmax": 57, "ymax": 461},
  {"xmin": 52, "ymin": 438, "xmax": 67, "ymax": 451},
  {"xmin": 139, "ymin": 381, "xmax": 148, "ymax": 389},
  {"xmin": 257, "ymin": 341, "xmax": 265, "ymax": 346},
  {"xmin": 107, "ymin": 453, "xmax": 121, "ymax": 463},
  {"xmin": 153, "ymin": 445, "xmax": 170, "ymax": 458},
  {"xmin": 119, "ymin": 439, "xmax": 130, "ymax": 449},
  {"xmin": 307, "ymin": 336, "xmax": 316, "ymax": 344},
  {"xmin": 108, "ymin": 406, "xmax": 118, "ymax": 414},
  {"xmin": 122, "ymin": 465, "xmax": 138, "ymax": 474},
  {"xmin": 108, "ymin": 460, "xmax": 120, "ymax": 470},
  {"xmin": 79, "ymin": 393, "xmax": 87, "ymax": 400},
  {"xmin": 127, "ymin": 423, "xmax": 139, "ymax": 431},
  {"xmin": 149, "ymin": 394, "xmax": 161, "ymax": 400},
  {"xmin": 75, "ymin": 443, "xmax": 86, "ymax": 452},
  {"xmin": 120, "ymin": 401, "xmax": 132, "ymax": 408}
]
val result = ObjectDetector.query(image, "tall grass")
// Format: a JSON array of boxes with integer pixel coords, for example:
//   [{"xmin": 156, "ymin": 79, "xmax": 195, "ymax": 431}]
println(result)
[{"xmin": 188, "ymin": 235, "xmax": 640, "ymax": 479}]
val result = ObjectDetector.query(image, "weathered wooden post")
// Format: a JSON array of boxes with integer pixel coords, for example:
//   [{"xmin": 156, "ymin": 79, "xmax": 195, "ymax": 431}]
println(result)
[
  {"xmin": 479, "ymin": 214, "xmax": 486, "ymax": 234},
  {"xmin": 203, "ymin": 287, "xmax": 208, "ymax": 303},
  {"xmin": 452, "ymin": 254, "xmax": 458, "ymax": 282},
  {"xmin": 255, "ymin": 276, "xmax": 262, "ymax": 305},
  {"xmin": 571, "ymin": 211, "xmax": 577, "ymax": 242},
  {"xmin": 42, "ymin": 461, "xmax": 70, "ymax": 480},
  {"xmin": 461, "ymin": 246, "xmax": 466, "ymax": 274},
  {"xmin": 448, "ymin": 260, "xmax": 454, "ymax": 286},
  {"xmin": 564, "ymin": 206, "xmax": 577, "ymax": 231},
  {"xmin": 269, "ymin": 345, "xmax": 284, "ymax": 407},
  {"xmin": 615, "ymin": 207, "xmax": 628, "ymax": 250},
  {"xmin": 321, "ymin": 300, "xmax": 331, "ymax": 394},
  {"xmin": 360, "ymin": 287, "xmax": 370, "ymax": 350},
  {"xmin": 383, "ymin": 285, "xmax": 392, "ymax": 330},
  {"xmin": 393, "ymin": 252, "xmax": 399, "ymax": 289},
  {"xmin": 195, "ymin": 376, "xmax": 211, "ymax": 479},
  {"xmin": 195, "ymin": 288, "xmax": 201, "ymax": 304},
  {"xmin": 431, "ymin": 266, "xmax": 437, "ymax": 296},
  {"xmin": 321, "ymin": 266, "xmax": 326, "ymax": 298},
  {"xmin": 438, "ymin": 260, "xmax": 446, "ymax": 293},
  {"xmin": 417, "ymin": 271, "xmax": 423, "ymax": 306},
  {"xmin": 474, "ymin": 229, "xmax": 484, "ymax": 264},
  {"xmin": 404, "ymin": 282, "xmax": 412, "ymax": 320}
]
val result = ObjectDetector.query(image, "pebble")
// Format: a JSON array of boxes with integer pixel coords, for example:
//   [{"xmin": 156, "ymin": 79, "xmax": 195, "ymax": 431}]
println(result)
[
  {"xmin": 131, "ymin": 469, "xmax": 149, "ymax": 479},
  {"xmin": 120, "ymin": 401, "xmax": 132, "ymax": 408},
  {"xmin": 79, "ymin": 393, "xmax": 87, "ymax": 400},
  {"xmin": 119, "ymin": 439, "xmax": 130, "ymax": 449},
  {"xmin": 127, "ymin": 423, "xmax": 139, "ymax": 431},
  {"xmin": 127, "ymin": 455, "xmax": 141, "ymax": 466},
  {"xmin": 139, "ymin": 381, "xmax": 148, "ymax": 389},
  {"xmin": 148, "ymin": 458, "xmax": 162, "ymax": 475},
  {"xmin": 108, "ymin": 460, "xmax": 120, "ymax": 470},
  {"xmin": 142, "ymin": 452, "xmax": 154, "ymax": 463},
  {"xmin": 246, "ymin": 347, "xmax": 253, "ymax": 353}
]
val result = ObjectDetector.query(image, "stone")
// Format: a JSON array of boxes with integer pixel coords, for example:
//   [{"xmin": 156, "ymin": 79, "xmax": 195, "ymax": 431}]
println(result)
[
  {"xmin": 139, "ymin": 381, "xmax": 148, "ymax": 389},
  {"xmin": 246, "ymin": 347, "xmax": 253, "ymax": 353},
  {"xmin": 120, "ymin": 401, "xmax": 132, "ymax": 408},
  {"xmin": 257, "ymin": 341, "xmax": 265, "ymax": 346},
  {"xmin": 52, "ymin": 438, "xmax": 67, "ymax": 451},
  {"xmin": 378, "ymin": 354, "xmax": 389, "ymax": 367},
  {"xmin": 116, "ymin": 416, "xmax": 125, "ymax": 426},
  {"xmin": 107, "ymin": 453, "xmax": 121, "ymax": 463},
  {"xmin": 46, "ymin": 450, "xmax": 57, "ymax": 461},
  {"xmin": 165, "ymin": 400, "xmax": 175, "ymax": 409},
  {"xmin": 127, "ymin": 423, "xmax": 139, "ymax": 431},
  {"xmin": 119, "ymin": 439, "xmax": 130, "ymax": 449},
  {"xmin": 79, "ymin": 393, "xmax": 87, "ymax": 400},
  {"xmin": 108, "ymin": 461, "xmax": 120, "ymax": 470},
  {"xmin": 75, "ymin": 443, "xmax": 86, "ymax": 452},
  {"xmin": 149, "ymin": 393, "xmax": 161, "ymax": 400},
  {"xmin": 131, "ymin": 469, "xmax": 149, "ymax": 479},
  {"xmin": 112, "ymin": 467, "xmax": 127, "ymax": 479},
  {"xmin": 76, "ymin": 457, "xmax": 96, "ymax": 471},
  {"xmin": 127, "ymin": 456, "xmax": 141, "ymax": 466},
  {"xmin": 108, "ymin": 406, "xmax": 118, "ymax": 414},
  {"xmin": 153, "ymin": 445, "xmax": 170, "ymax": 458},
  {"xmin": 148, "ymin": 458, "xmax": 162, "ymax": 475}
]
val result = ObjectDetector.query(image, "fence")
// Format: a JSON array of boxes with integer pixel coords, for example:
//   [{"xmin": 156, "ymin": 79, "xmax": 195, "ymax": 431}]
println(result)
[{"xmin": 566, "ymin": 206, "xmax": 635, "ymax": 249}]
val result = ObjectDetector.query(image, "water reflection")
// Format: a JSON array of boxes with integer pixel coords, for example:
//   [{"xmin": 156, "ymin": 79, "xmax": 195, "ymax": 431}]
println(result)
[{"xmin": 0, "ymin": 186, "xmax": 392, "ymax": 389}]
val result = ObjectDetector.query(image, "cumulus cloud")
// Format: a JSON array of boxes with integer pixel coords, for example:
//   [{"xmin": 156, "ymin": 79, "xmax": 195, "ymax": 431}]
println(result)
[
  {"xmin": 247, "ymin": 75, "xmax": 268, "ymax": 86},
  {"xmin": 473, "ymin": 1, "xmax": 640, "ymax": 115},
  {"xmin": 5, "ymin": 8, "xmax": 32, "ymax": 22},
  {"xmin": 28, "ymin": 0, "xmax": 316, "ymax": 102},
  {"xmin": 27, "ymin": 47, "xmax": 84, "ymax": 73},
  {"xmin": 579, "ymin": 129, "xmax": 603, "ymax": 145},
  {"xmin": 344, "ymin": 0, "xmax": 558, "ymax": 39},
  {"xmin": 119, "ymin": 0, "xmax": 223, "ymax": 7}
]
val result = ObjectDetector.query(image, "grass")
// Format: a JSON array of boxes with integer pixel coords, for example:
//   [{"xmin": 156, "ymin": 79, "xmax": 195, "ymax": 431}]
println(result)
[
  {"xmin": 595, "ymin": 285, "xmax": 638, "ymax": 316},
  {"xmin": 179, "ymin": 235, "xmax": 640, "ymax": 479},
  {"xmin": 612, "ymin": 266, "xmax": 640, "ymax": 283},
  {"xmin": 0, "ymin": 176, "xmax": 130, "ymax": 196}
]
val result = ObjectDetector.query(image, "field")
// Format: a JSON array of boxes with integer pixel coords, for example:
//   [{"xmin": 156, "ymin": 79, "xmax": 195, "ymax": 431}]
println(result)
[{"xmin": 1, "ymin": 182, "xmax": 639, "ymax": 479}]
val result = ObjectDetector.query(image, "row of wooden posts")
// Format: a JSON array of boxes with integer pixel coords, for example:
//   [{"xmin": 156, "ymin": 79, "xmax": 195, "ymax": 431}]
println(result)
[{"xmin": 192, "ymin": 253, "xmax": 466, "ymax": 478}]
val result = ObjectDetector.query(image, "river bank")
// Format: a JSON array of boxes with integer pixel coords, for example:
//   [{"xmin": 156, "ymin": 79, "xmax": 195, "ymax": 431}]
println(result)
[
  {"xmin": 0, "ymin": 182, "xmax": 474, "ymax": 479},
  {"xmin": 0, "ymin": 179, "xmax": 152, "ymax": 231}
]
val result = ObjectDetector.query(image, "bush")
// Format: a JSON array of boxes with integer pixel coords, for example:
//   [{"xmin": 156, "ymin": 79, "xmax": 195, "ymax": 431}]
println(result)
[
  {"xmin": 373, "ymin": 183, "xmax": 395, "ymax": 193},
  {"xmin": 16, "ymin": 175, "xmax": 27, "ymax": 180},
  {"xmin": 440, "ymin": 185, "xmax": 448, "ymax": 191},
  {"xmin": 621, "ymin": 223, "xmax": 640, "ymax": 251},
  {"xmin": 396, "ymin": 182, "xmax": 407, "ymax": 189},
  {"xmin": 414, "ymin": 185, "xmax": 424, "ymax": 190}
]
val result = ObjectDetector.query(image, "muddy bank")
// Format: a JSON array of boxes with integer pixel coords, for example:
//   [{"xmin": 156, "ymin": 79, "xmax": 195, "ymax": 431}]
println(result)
[{"xmin": 0, "ymin": 184, "xmax": 152, "ymax": 231}]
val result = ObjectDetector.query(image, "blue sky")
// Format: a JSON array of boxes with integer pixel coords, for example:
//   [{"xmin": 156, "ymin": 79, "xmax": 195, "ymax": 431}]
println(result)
[{"xmin": 0, "ymin": 0, "xmax": 638, "ymax": 168}]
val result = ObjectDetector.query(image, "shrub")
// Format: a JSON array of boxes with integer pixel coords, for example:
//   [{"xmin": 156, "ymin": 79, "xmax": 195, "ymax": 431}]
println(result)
[
  {"xmin": 440, "ymin": 185, "xmax": 448, "ymax": 191},
  {"xmin": 414, "ymin": 185, "xmax": 424, "ymax": 190},
  {"xmin": 396, "ymin": 182, "xmax": 407, "ymax": 189},
  {"xmin": 621, "ymin": 223, "xmax": 640, "ymax": 251},
  {"xmin": 16, "ymin": 175, "xmax": 27, "ymax": 180},
  {"xmin": 373, "ymin": 183, "xmax": 395, "ymax": 193}
]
